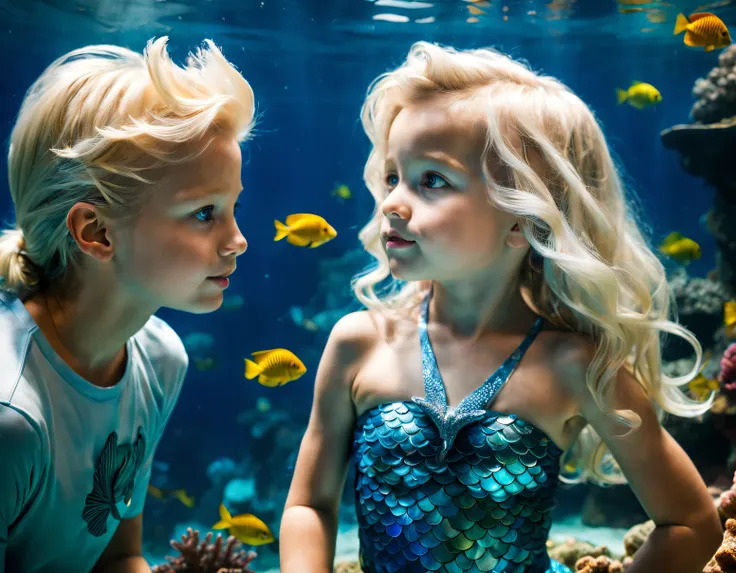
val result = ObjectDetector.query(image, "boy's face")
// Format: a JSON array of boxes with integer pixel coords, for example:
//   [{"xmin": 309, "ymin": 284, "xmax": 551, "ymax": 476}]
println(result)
[{"xmin": 113, "ymin": 134, "xmax": 248, "ymax": 314}]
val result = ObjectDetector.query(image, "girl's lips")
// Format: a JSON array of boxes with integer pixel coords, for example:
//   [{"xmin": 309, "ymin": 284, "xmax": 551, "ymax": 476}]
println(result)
[
  {"xmin": 207, "ymin": 276, "xmax": 230, "ymax": 288},
  {"xmin": 386, "ymin": 238, "xmax": 416, "ymax": 249}
]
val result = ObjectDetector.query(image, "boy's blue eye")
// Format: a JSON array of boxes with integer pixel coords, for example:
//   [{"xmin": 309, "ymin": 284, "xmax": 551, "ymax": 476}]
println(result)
[
  {"xmin": 194, "ymin": 206, "xmax": 215, "ymax": 222},
  {"xmin": 386, "ymin": 174, "xmax": 399, "ymax": 187}
]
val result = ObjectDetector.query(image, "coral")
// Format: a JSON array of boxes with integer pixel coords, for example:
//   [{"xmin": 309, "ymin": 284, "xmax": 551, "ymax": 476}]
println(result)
[
  {"xmin": 721, "ymin": 344, "xmax": 736, "ymax": 393},
  {"xmin": 622, "ymin": 520, "xmax": 655, "ymax": 558},
  {"xmin": 334, "ymin": 562, "xmax": 363, "ymax": 573},
  {"xmin": 704, "ymin": 518, "xmax": 736, "ymax": 573},
  {"xmin": 152, "ymin": 528, "xmax": 257, "ymax": 573},
  {"xmin": 547, "ymin": 538, "xmax": 612, "ymax": 569},
  {"xmin": 664, "ymin": 269, "xmax": 730, "ymax": 359},
  {"xmin": 574, "ymin": 555, "xmax": 628, "ymax": 573},
  {"xmin": 692, "ymin": 45, "xmax": 736, "ymax": 124}
]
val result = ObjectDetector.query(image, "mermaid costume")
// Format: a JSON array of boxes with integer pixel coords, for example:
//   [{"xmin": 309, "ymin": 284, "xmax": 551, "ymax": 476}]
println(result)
[{"xmin": 352, "ymin": 288, "xmax": 572, "ymax": 573}]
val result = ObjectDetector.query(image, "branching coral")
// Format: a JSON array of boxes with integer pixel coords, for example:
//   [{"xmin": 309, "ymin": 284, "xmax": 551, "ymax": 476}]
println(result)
[{"xmin": 152, "ymin": 528, "xmax": 257, "ymax": 573}]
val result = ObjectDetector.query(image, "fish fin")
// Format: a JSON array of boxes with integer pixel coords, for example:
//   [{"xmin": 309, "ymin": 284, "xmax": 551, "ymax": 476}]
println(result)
[
  {"xmin": 274, "ymin": 220, "xmax": 289, "ymax": 241},
  {"xmin": 684, "ymin": 31, "xmax": 702, "ymax": 46},
  {"xmin": 688, "ymin": 12, "xmax": 716, "ymax": 21},
  {"xmin": 212, "ymin": 520, "xmax": 230, "ymax": 529},
  {"xmin": 258, "ymin": 376, "xmax": 281, "ymax": 387},
  {"xmin": 661, "ymin": 231, "xmax": 683, "ymax": 246},
  {"xmin": 244, "ymin": 358, "xmax": 263, "ymax": 379},
  {"xmin": 286, "ymin": 233, "xmax": 311, "ymax": 247},
  {"xmin": 705, "ymin": 44, "xmax": 716, "ymax": 51},
  {"xmin": 219, "ymin": 503, "xmax": 232, "ymax": 524},
  {"xmin": 285, "ymin": 213, "xmax": 314, "ymax": 225},
  {"xmin": 616, "ymin": 89, "xmax": 628, "ymax": 104},
  {"xmin": 309, "ymin": 239, "xmax": 326, "ymax": 248},
  {"xmin": 674, "ymin": 12, "xmax": 690, "ymax": 35},
  {"xmin": 250, "ymin": 349, "xmax": 280, "ymax": 358},
  {"xmin": 630, "ymin": 80, "xmax": 643, "ymax": 86}
]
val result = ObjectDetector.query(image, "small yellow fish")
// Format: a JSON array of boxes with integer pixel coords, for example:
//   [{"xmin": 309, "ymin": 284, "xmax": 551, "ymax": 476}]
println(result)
[
  {"xmin": 658, "ymin": 232, "xmax": 702, "ymax": 264},
  {"xmin": 274, "ymin": 213, "xmax": 337, "ymax": 248},
  {"xmin": 244, "ymin": 348, "xmax": 307, "ymax": 387},
  {"xmin": 674, "ymin": 12, "xmax": 732, "ymax": 51},
  {"xmin": 147, "ymin": 485, "xmax": 195, "ymax": 508},
  {"xmin": 725, "ymin": 300, "xmax": 736, "ymax": 338},
  {"xmin": 616, "ymin": 81, "xmax": 662, "ymax": 109},
  {"xmin": 332, "ymin": 184, "xmax": 352, "ymax": 201},
  {"xmin": 689, "ymin": 372, "xmax": 720, "ymax": 401},
  {"xmin": 467, "ymin": 5, "xmax": 485, "ymax": 15},
  {"xmin": 213, "ymin": 503, "xmax": 275, "ymax": 546}
]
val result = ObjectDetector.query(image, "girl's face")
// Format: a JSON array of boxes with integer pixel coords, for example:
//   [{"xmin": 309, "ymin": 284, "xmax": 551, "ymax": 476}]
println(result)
[
  {"xmin": 380, "ymin": 99, "xmax": 522, "ymax": 282},
  {"xmin": 112, "ymin": 134, "xmax": 248, "ymax": 314}
]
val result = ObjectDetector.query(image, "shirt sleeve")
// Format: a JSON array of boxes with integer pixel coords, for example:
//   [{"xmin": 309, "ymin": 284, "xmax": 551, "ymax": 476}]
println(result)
[
  {"xmin": 0, "ymin": 405, "xmax": 44, "ymax": 563},
  {"xmin": 124, "ymin": 347, "xmax": 189, "ymax": 519}
]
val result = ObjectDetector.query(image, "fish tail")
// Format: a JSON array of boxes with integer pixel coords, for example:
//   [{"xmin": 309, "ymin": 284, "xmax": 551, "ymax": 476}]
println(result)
[
  {"xmin": 616, "ymin": 89, "xmax": 628, "ymax": 104},
  {"xmin": 674, "ymin": 13, "xmax": 690, "ymax": 35},
  {"xmin": 245, "ymin": 358, "xmax": 263, "ymax": 379},
  {"xmin": 274, "ymin": 220, "xmax": 289, "ymax": 241}
]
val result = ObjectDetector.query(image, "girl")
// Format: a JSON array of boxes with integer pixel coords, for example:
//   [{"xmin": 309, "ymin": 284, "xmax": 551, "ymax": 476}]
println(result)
[
  {"xmin": 280, "ymin": 43, "xmax": 722, "ymax": 573},
  {"xmin": 0, "ymin": 38, "xmax": 254, "ymax": 572}
]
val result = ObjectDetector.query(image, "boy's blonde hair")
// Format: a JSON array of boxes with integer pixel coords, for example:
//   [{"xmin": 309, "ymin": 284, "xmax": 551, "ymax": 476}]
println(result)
[
  {"xmin": 353, "ymin": 41, "xmax": 708, "ymax": 485},
  {"xmin": 0, "ymin": 36, "xmax": 255, "ymax": 296}
]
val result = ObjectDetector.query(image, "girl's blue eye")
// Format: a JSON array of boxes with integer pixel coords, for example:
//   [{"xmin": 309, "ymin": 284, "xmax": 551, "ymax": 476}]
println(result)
[
  {"xmin": 386, "ymin": 174, "xmax": 399, "ymax": 188},
  {"xmin": 194, "ymin": 206, "xmax": 215, "ymax": 222},
  {"xmin": 423, "ymin": 173, "xmax": 450, "ymax": 189}
]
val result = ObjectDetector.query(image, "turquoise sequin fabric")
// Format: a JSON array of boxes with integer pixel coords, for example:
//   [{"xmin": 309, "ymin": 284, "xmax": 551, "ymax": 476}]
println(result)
[{"xmin": 351, "ymin": 288, "xmax": 572, "ymax": 573}]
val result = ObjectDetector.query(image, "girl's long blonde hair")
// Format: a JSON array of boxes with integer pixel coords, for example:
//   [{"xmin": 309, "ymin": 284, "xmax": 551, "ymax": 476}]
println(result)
[
  {"xmin": 0, "ymin": 36, "xmax": 255, "ymax": 297},
  {"xmin": 352, "ymin": 42, "xmax": 709, "ymax": 485}
]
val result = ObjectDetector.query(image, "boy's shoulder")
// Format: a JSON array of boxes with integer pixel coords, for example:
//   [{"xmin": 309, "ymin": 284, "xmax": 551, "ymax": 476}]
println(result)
[{"xmin": 132, "ymin": 314, "xmax": 189, "ymax": 397}]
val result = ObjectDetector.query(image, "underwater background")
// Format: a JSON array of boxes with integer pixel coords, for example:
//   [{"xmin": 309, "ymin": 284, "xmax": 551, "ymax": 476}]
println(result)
[{"xmin": 2, "ymin": 0, "xmax": 736, "ymax": 571}]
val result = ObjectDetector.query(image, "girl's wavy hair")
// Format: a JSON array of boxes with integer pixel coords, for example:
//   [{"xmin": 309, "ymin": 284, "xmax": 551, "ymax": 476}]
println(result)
[
  {"xmin": 352, "ymin": 41, "xmax": 710, "ymax": 485},
  {"xmin": 0, "ymin": 36, "xmax": 255, "ymax": 296}
]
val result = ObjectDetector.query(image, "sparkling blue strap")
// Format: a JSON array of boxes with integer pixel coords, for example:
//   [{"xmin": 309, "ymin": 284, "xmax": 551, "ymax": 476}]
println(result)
[{"xmin": 418, "ymin": 284, "xmax": 543, "ymax": 414}]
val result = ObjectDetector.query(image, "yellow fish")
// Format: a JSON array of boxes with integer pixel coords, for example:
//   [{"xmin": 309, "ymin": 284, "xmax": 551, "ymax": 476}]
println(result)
[
  {"xmin": 467, "ymin": 5, "xmax": 485, "ymax": 15},
  {"xmin": 332, "ymin": 184, "xmax": 352, "ymax": 201},
  {"xmin": 147, "ymin": 485, "xmax": 195, "ymax": 508},
  {"xmin": 244, "ymin": 348, "xmax": 307, "ymax": 387},
  {"xmin": 274, "ymin": 213, "xmax": 337, "ymax": 248},
  {"xmin": 725, "ymin": 300, "xmax": 736, "ymax": 338},
  {"xmin": 213, "ymin": 503, "xmax": 275, "ymax": 546},
  {"xmin": 689, "ymin": 372, "xmax": 720, "ymax": 401},
  {"xmin": 658, "ymin": 232, "xmax": 702, "ymax": 264},
  {"xmin": 674, "ymin": 12, "xmax": 732, "ymax": 51},
  {"xmin": 616, "ymin": 81, "xmax": 662, "ymax": 109}
]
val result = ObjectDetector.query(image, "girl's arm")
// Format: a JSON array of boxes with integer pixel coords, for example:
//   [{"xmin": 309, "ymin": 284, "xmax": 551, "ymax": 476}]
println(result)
[
  {"xmin": 556, "ymin": 337, "xmax": 723, "ymax": 573},
  {"xmin": 280, "ymin": 312, "xmax": 375, "ymax": 573}
]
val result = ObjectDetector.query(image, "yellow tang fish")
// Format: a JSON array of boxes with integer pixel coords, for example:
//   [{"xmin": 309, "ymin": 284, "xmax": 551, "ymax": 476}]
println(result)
[
  {"xmin": 658, "ymin": 232, "xmax": 702, "ymax": 264},
  {"xmin": 674, "ymin": 12, "xmax": 732, "ymax": 51},
  {"xmin": 147, "ymin": 485, "xmax": 195, "ymax": 508},
  {"xmin": 213, "ymin": 503, "xmax": 275, "ymax": 546},
  {"xmin": 244, "ymin": 348, "xmax": 307, "ymax": 387},
  {"xmin": 616, "ymin": 81, "xmax": 662, "ymax": 109},
  {"xmin": 274, "ymin": 213, "xmax": 337, "ymax": 248},
  {"xmin": 332, "ymin": 184, "xmax": 352, "ymax": 201},
  {"xmin": 688, "ymin": 350, "xmax": 719, "ymax": 401},
  {"xmin": 725, "ymin": 300, "xmax": 736, "ymax": 338}
]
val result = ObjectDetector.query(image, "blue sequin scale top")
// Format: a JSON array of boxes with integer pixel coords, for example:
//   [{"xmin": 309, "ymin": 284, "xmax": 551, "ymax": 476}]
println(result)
[{"xmin": 351, "ymin": 288, "xmax": 571, "ymax": 573}]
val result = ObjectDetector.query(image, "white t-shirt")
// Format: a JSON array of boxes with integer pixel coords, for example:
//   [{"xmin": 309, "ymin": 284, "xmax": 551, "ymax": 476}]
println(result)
[{"xmin": 0, "ymin": 290, "xmax": 188, "ymax": 573}]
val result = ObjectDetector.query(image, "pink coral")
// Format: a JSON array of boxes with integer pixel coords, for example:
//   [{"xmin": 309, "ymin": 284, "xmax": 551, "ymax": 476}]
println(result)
[
  {"xmin": 152, "ymin": 528, "xmax": 257, "ymax": 573},
  {"xmin": 720, "ymin": 343, "xmax": 736, "ymax": 393}
]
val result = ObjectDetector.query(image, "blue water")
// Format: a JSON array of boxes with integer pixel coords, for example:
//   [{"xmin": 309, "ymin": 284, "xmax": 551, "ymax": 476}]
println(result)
[{"xmin": 0, "ymin": 0, "xmax": 732, "ymax": 570}]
